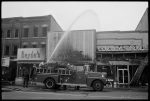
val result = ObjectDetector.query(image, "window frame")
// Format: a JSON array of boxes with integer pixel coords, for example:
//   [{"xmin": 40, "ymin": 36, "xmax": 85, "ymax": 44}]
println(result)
[
  {"xmin": 33, "ymin": 26, "xmax": 38, "ymax": 37},
  {"xmin": 14, "ymin": 29, "xmax": 19, "ymax": 38},
  {"xmin": 23, "ymin": 27, "xmax": 29, "ymax": 37},
  {"xmin": 6, "ymin": 30, "xmax": 11, "ymax": 38},
  {"xmin": 42, "ymin": 26, "xmax": 47, "ymax": 37}
]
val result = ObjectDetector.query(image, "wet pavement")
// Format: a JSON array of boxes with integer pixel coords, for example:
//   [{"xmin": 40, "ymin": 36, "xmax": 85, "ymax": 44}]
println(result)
[
  {"xmin": 2, "ymin": 84, "xmax": 148, "ymax": 100},
  {"xmin": 2, "ymin": 83, "xmax": 148, "ymax": 93}
]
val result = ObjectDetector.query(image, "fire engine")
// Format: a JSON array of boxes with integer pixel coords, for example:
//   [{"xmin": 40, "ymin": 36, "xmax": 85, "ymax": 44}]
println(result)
[{"xmin": 34, "ymin": 62, "xmax": 107, "ymax": 91}]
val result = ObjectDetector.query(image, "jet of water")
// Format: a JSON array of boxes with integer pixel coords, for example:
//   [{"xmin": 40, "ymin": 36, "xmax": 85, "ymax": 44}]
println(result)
[{"xmin": 48, "ymin": 9, "xmax": 100, "ymax": 63}]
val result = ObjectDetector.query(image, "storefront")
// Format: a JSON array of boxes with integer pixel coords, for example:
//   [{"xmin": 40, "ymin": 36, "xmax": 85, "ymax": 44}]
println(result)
[{"xmin": 15, "ymin": 48, "xmax": 45, "ymax": 85}]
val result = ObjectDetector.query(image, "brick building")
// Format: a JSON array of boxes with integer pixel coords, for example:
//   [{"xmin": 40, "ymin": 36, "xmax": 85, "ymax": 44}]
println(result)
[{"xmin": 1, "ymin": 15, "xmax": 63, "ymax": 81}]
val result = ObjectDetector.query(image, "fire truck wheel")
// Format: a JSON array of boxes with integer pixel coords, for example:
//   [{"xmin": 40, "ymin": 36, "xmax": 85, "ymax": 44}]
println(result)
[
  {"xmin": 92, "ymin": 80, "xmax": 104, "ymax": 91},
  {"xmin": 45, "ymin": 79, "xmax": 55, "ymax": 89}
]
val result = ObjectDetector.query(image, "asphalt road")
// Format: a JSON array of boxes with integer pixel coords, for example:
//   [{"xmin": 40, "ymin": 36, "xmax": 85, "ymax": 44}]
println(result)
[{"xmin": 2, "ymin": 86, "xmax": 148, "ymax": 100}]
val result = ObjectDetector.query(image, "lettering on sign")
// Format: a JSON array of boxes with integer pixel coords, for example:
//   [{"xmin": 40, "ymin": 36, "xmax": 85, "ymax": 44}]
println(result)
[
  {"xmin": 97, "ymin": 45, "xmax": 142, "ymax": 51},
  {"xmin": 21, "ymin": 50, "xmax": 41, "ymax": 59},
  {"xmin": 17, "ymin": 48, "xmax": 45, "ymax": 60}
]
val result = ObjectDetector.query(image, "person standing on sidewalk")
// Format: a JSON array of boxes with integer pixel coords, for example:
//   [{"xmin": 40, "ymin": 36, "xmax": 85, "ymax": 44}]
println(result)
[
  {"xmin": 30, "ymin": 64, "xmax": 37, "ymax": 85},
  {"xmin": 22, "ymin": 67, "xmax": 29, "ymax": 88}
]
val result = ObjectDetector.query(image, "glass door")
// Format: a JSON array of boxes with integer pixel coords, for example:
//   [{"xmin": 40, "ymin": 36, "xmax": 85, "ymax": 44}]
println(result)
[{"xmin": 118, "ymin": 69, "xmax": 129, "ymax": 84}]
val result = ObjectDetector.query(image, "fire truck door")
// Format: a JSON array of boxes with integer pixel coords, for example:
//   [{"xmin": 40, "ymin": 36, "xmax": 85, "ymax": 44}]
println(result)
[{"xmin": 74, "ymin": 71, "xmax": 86, "ymax": 84}]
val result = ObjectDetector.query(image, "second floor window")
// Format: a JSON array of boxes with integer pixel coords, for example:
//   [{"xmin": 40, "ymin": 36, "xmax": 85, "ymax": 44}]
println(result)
[
  {"xmin": 34, "ymin": 26, "xmax": 38, "ymax": 37},
  {"xmin": 5, "ymin": 45, "xmax": 10, "ymax": 55},
  {"xmin": 13, "ymin": 45, "xmax": 18, "ymax": 55},
  {"xmin": 23, "ymin": 28, "xmax": 29, "ymax": 37},
  {"xmin": 23, "ymin": 45, "xmax": 27, "ymax": 48},
  {"xmin": 15, "ymin": 29, "xmax": 19, "ymax": 38},
  {"xmin": 42, "ymin": 27, "xmax": 47, "ymax": 37},
  {"xmin": 7, "ymin": 30, "xmax": 11, "ymax": 38}
]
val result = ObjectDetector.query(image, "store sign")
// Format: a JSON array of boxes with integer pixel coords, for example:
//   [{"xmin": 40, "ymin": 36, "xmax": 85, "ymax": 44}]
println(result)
[
  {"xmin": 97, "ymin": 45, "xmax": 142, "ymax": 51},
  {"xmin": 2, "ymin": 57, "xmax": 10, "ymax": 67},
  {"xmin": 17, "ymin": 48, "xmax": 45, "ymax": 61}
]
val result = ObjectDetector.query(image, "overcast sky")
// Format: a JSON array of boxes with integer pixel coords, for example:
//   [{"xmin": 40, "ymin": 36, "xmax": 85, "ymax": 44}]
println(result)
[{"xmin": 2, "ymin": 1, "xmax": 148, "ymax": 31}]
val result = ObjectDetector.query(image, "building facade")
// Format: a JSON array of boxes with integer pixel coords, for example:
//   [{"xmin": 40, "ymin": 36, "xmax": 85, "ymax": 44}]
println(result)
[
  {"xmin": 47, "ymin": 30, "xmax": 96, "ymax": 64},
  {"xmin": 96, "ymin": 31, "xmax": 148, "ymax": 85},
  {"xmin": 2, "ymin": 15, "xmax": 63, "ymax": 80}
]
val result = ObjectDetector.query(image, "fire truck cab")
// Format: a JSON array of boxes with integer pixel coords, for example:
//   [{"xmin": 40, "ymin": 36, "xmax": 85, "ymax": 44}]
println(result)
[{"xmin": 34, "ymin": 64, "xmax": 107, "ymax": 91}]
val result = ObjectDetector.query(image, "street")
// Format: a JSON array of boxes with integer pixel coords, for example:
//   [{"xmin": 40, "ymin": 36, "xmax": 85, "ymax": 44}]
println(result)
[{"xmin": 2, "ymin": 85, "xmax": 148, "ymax": 100}]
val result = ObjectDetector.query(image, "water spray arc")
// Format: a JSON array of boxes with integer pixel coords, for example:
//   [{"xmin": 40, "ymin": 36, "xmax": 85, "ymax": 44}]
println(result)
[{"xmin": 48, "ymin": 9, "xmax": 100, "ymax": 63}]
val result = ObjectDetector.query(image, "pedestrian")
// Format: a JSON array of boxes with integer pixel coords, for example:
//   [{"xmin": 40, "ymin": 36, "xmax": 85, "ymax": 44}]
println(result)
[
  {"xmin": 22, "ymin": 67, "xmax": 29, "ymax": 88},
  {"xmin": 30, "ymin": 64, "xmax": 37, "ymax": 85}
]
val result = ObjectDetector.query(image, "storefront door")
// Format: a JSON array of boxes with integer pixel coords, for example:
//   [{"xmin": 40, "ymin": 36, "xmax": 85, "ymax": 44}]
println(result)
[
  {"xmin": 117, "ymin": 65, "xmax": 129, "ymax": 85},
  {"xmin": 118, "ymin": 69, "xmax": 128, "ymax": 84}
]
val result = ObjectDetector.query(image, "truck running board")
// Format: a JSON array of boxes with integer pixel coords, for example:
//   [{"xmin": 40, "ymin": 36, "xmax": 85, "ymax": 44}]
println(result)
[{"xmin": 57, "ymin": 83, "xmax": 87, "ymax": 87}]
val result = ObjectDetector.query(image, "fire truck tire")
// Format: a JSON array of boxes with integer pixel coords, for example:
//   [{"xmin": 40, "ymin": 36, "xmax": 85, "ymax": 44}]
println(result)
[
  {"xmin": 92, "ymin": 80, "xmax": 104, "ymax": 91},
  {"xmin": 45, "ymin": 78, "xmax": 56, "ymax": 89}
]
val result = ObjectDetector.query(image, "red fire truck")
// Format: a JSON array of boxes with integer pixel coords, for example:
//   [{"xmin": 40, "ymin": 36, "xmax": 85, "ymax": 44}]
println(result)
[{"xmin": 34, "ymin": 63, "xmax": 107, "ymax": 91}]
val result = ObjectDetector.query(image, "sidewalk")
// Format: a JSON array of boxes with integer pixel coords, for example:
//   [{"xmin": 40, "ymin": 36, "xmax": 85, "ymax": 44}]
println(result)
[{"xmin": 2, "ymin": 84, "xmax": 148, "ymax": 92}]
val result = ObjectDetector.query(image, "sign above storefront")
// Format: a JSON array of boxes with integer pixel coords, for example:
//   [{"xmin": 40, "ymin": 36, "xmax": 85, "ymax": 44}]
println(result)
[
  {"xmin": 97, "ymin": 45, "xmax": 142, "ymax": 51},
  {"xmin": 17, "ymin": 48, "xmax": 45, "ymax": 61},
  {"xmin": 2, "ymin": 57, "xmax": 10, "ymax": 67}
]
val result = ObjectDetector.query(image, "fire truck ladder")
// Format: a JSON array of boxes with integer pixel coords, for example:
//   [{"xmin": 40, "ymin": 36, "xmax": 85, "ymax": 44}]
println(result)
[{"xmin": 129, "ymin": 56, "xmax": 148, "ymax": 86}]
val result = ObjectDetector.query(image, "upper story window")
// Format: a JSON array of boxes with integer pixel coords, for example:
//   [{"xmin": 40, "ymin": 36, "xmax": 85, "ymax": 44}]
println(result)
[
  {"xmin": 23, "ymin": 27, "xmax": 29, "ymax": 37},
  {"xmin": 5, "ymin": 45, "xmax": 10, "ymax": 55},
  {"xmin": 42, "ymin": 26, "xmax": 47, "ymax": 37},
  {"xmin": 2, "ymin": 30, "xmax": 5, "ymax": 38},
  {"xmin": 33, "ymin": 26, "xmax": 38, "ymax": 37},
  {"xmin": 7, "ymin": 30, "xmax": 11, "ymax": 38},
  {"xmin": 23, "ymin": 45, "xmax": 27, "ymax": 48},
  {"xmin": 14, "ymin": 29, "xmax": 19, "ymax": 38},
  {"xmin": 13, "ymin": 45, "xmax": 18, "ymax": 55}
]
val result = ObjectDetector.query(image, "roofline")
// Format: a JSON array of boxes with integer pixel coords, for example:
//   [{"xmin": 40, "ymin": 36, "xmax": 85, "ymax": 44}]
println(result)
[
  {"xmin": 135, "ymin": 8, "xmax": 148, "ymax": 30},
  {"xmin": 2, "ymin": 15, "xmax": 52, "ymax": 21},
  {"xmin": 96, "ymin": 30, "xmax": 148, "ymax": 33}
]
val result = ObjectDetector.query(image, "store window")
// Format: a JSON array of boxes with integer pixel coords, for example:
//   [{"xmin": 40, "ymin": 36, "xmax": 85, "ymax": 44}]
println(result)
[
  {"xmin": 102, "ymin": 54, "xmax": 112, "ymax": 60},
  {"xmin": 41, "ymin": 44, "xmax": 46, "ymax": 48},
  {"xmin": 113, "ymin": 54, "xmax": 123, "ymax": 60},
  {"xmin": 7, "ymin": 30, "xmax": 11, "ymax": 38},
  {"xmin": 42, "ymin": 26, "xmax": 47, "ymax": 37},
  {"xmin": 5, "ymin": 45, "xmax": 10, "ymax": 55},
  {"xmin": 33, "ymin": 26, "xmax": 38, "ymax": 37},
  {"xmin": 124, "ymin": 53, "xmax": 135, "ymax": 59},
  {"xmin": 15, "ymin": 29, "xmax": 19, "ymax": 38},
  {"xmin": 23, "ymin": 28, "xmax": 29, "ymax": 37},
  {"xmin": 32, "ymin": 44, "xmax": 37, "ymax": 48}
]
